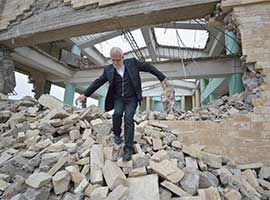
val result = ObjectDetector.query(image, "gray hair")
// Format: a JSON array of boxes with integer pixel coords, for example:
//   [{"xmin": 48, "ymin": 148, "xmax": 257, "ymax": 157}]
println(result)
[{"xmin": 110, "ymin": 47, "xmax": 123, "ymax": 57}]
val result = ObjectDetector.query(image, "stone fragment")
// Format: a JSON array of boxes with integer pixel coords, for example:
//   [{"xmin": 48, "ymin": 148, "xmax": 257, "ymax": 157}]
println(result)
[
  {"xmin": 128, "ymin": 174, "xmax": 159, "ymax": 200},
  {"xmin": 38, "ymin": 94, "xmax": 63, "ymax": 110},
  {"xmin": 224, "ymin": 189, "xmax": 242, "ymax": 200},
  {"xmin": 151, "ymin": 150, "xmax": 169, "ymax": 162},
  {"xmin": 182, "ymin": 144, "xmax": 205, "ymax": 158},
  {"xmin": 103, "ymin": 160, "xmax": 127, "ymax": 190},
  {"xmin": 237, "ymin": 162, "xmax": 263, "ymax": 170},
  {"xmin": 91, "ymin": 186, "xmax": 109, "ymax": 200},
  {"xmin": 259, "ymin": 167, "xmax": 270, "ymax": 179},
  {"xmin": 74, "ymin": 179, "xmax": 89, "ymax": 193},
  {"xmin": 149, "ymin": 159, "xmax": 184, "ymax": 183},
  {"xmin": 69, "ymin": 130, "xmax": 81, "ymax": 141},
  {"xmin": 161, "ymin": 180, "xmax": 191, "ymax": 197},
  {"xmin": 91, "ymin": 144, "xmax": 104, "ymax": 184},
  {"xmin": 25, "ymin": 172, "xmax": 51, "ymax": 189},
  {"xmin": 201, "ymin": 152, "xmax": 222, "ymax": 169},
  {"xmin": 106, "ymin": 185, "xmax": 128, "ymax": 200},
  {"xmin": 52, "ymin": 170, "xmax": 70, "ymax": 195},
  {"xmin": 128, "ymin": 167, "xmax": 147, "ymax": 177},
  {"xmin": 65, "ymin": 166, "xmax": 85, "ymax": 184},
  {"xmin": 198, "ymin": 187, "xmax": 221, "ymax": 200}
]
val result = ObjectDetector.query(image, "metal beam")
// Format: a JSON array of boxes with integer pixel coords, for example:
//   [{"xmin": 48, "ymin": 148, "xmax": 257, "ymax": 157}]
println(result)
[
  {"xmin": 74, "ymin": 30, "xmax": 124, "ymax": 49},
  {"xmin": 0, "ymin": 0, "xmax": 219, "ymax": 47},
  {"xmin": 54, "ymin": 56, "xmax": 243, "ymax": 84},
  {"xmin": 208, "ymin": 31, "xmax": 225, "ymax": 57},
  {"xmin": 83, "ymin": 47, "xmax": 107, "ymax": 66},
  {"xmin": 141, "ymin": 27, "xmax": 158, "ymax": 62},
  {"xmin": 124, "ymin": 47, "xmax": 209, "ymax": 60},
  {"xmin": 142, "ymin": 80, "xmax": 196, "ymax": 90},
  {"xmin": 11, "ymin": 47, "xmax": 73, "ymax": 78},
  {"xmin": 156, "ymin": 20, "xmax": 214, "ymax": 31},
  {"xmin": 142, "ymin": 86, "xmax": 193, "ymax": 97}
]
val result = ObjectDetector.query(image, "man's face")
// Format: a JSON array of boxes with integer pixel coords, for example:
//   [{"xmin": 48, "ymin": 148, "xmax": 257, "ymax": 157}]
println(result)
[{"xmin": 111, "ymin": 53, "xmax": 123, "ymax": 69}]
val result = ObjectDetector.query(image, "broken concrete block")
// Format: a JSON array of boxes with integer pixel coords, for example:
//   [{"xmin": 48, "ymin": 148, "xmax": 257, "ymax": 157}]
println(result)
[
  {"xmin": 90, "ymin": 144, "xmax": 104, "ymax": 184},
  {"xmin": 47, "ymin": 141, "xmax": 65, "ymax": 152},
  {"xmin": 161, "ymin": 180, "xmax": 191, "ymax": 197},
  {"xmin": 132, "ymin": 153, "xmax": 150, "ymax": 168},
  {"xmin": 128, "ymin": 174, "xmax": 160, "ymax": 200},
  {"xmin": 106, "ymin": 184, "xmax": 128, "ymax": 200},
  {"xmin": 63, "ymin": 114, "xmax": 80, "ymax": 125},
  {"xmin": 258, "ymin": 179, "xmax": 270, "ymax": 190},
  {"xmin": 65, "ymin": 166, "xmax": 85, "ymax": 184},
  {"xmin": 84, "ymin": 184, "xmax": 101, "ymax": 197},
  {"xmin": 149, "ymin": 159, "xmax": 184, "ymax": 183},
  {"xmin": 81, "ymin": 164, "xmax": 90, "ymax": 176},
  {"xmin": 180, "ymin": 169, "xmax": 199, "ymax": 195},
  {"xmin": 224, "ymin": 189, "xmax": 242, "ymax": 200},
  {"xmin": 201, "ymin": 152, "xmax": 222, "ymax": 169},
  {"xmin": 104, "ymin": 147, "xmax": 113, "ymax": 161},
  {"xmin": 128, "ymin": 167, "xmax": 147, "ymax": 177},
  {"xmin": 237, "ymin": 162, "xmax": 263, "ymax": 170},
  {"xmin": 134, "ymin": 143, "xmax": 143, "ymax": 154},
  {"xmin": 259, "ymin": 166, "xmax": 270, "ymax": 179},
  {"xmin": 171, "ymin": 140, "xmax": 182, "ymax": 149},
  {"xmin": 64, "ymin": 143, "xmax": 78, "ymax": 153},
  {"xmin": 199, "ymin": 171, "xmax": 219, "ymax": 189},
  {"xmin": 22, "ymin": 186, "xmax": 51, "ymax": 200},
  {"xmin": 103, "ymin": 160, "xmax": 127, "ymax": 190},
  {"xmin": 91, "ymin": 118, "xmax": 103, "ymax": 126},
  {"xmin": 185, "ymin": 157, "xmax": 198, "ymax": 169},
  {"xmin": 48, "ymin": 155, "xmax": 70, "ymax": 176},
  {"xmin": 117, "ymin": 158, "xmax": 133, "ymax": 168},
  {"xmin": 17, "ymin": 132, "xmax": 26, "ymax": 143},
  {"xmin": 91, "ymin": 186, "xmax": 109, "ymax": 200},
  {"xmin": 0, "ymin": 152, "xmax": 12, "ymax": 165},
  {"xmin": 241, "ymin": 169, "xmax": 258, "ymax": 188},
  {"xmin": 0, "ymin": 179, "xmax": 10, "ymax": 191},
  {"xmin": 182, "ymin": 144, "xmax": 205, "ymax": 159},
  {"xmin": 76, "ymin": 157, "xmax": 89, "ymax": 165},
  {"xmin": 152, "ymin": 137, "xmax": 163, "ymax": 151},
  {"xmin": 198, "ymin": 159, "xmax": 207, "ymax": 171},
  {"xmin": 82, "ymin": 129, "xmax": 92, "ymax": 140},
  {"xmin": 198, "ymin": 187, "xmax": 221, "ymax": 200},
  {"xmin": 151, "ymin": 150, "xmax": 168, "ymax": 162},
  {"xmin": 150, "ymin": 121, "xmax": 169, "ymax": 129},
  {"xmin": 25, "ymin": 172, "xmax": 51, "ymax": 189},
  {"xmin": 38, "ymin": 94, "xmax": 63, "ymax": 110},
  {"xmin": 74, "ymin": 179, "xmax": 89, "ymax": 193},
  {"xmin": 52, "ymin": 170, "xmax": 71, "ymax": 195},
  {"xmin": 69, "ymin": 130, "xmax": 81, "ymax": 141}
]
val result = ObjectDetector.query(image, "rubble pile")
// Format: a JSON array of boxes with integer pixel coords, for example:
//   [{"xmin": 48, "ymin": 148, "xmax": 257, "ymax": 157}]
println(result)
[
  {"xmin": 137, "ymin": 70, "xmax": 262, "ymax": 122},
  {"xmin": 0, "ymin": 94, "xmax": 269, "ymax": 200}
]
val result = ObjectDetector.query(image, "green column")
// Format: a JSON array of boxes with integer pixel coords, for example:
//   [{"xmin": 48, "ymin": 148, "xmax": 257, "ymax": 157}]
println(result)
[
  {"xmin": 200, "ymin": 79, "xmax": 206, "ymax": 106},
  {"xmin": 225, "ymin": 30, "xmax": 244, "ymax": 95},
  {"xmin": 209, "ymin": 94, "xmax": 216, "ymax": 102},
  {"xmin": 64, "ymin": 83, "xmax": 75, "ymax": 105},
  {"xmin": 98, "ymin": 95, "xmax": 105, "ymax": 111}
]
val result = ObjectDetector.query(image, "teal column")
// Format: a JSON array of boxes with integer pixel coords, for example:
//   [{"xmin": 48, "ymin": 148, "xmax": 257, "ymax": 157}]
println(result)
[
  {"xmin": 64, "ymin": 45, "xmax": 81, "ymax": 105},
  {"xmin": 64, "ymin": 83, "xmax": 75, "ymax": 105},
  {"xmin": 200, "ymin": 79, "xmax": 206, "ymax": 106},
  {"xmin": 152, "ymin": 97, "xmax": 163, "ymax": 112},
  {"xmin": 225, "ymin": 30, "xmax": 244, "ymax": 96},
  {"xmin": 98, "ymin": 95, "xmax": 105, "ymax": 111},
  {"xmin": 209, "ymin": 94, "xmax": 216, "ymax": 102}
]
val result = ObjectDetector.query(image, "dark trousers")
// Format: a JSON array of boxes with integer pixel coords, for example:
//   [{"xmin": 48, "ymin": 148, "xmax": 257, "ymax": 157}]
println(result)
[{"xmin": 112, "ymin": 97, "xmax": 138, "ymax": 151}]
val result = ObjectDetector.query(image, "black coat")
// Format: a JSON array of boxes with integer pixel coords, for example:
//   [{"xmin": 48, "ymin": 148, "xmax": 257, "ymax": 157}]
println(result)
[{"xmin": 84, "ymin": 58, "xmax": 166, "ymax": 112}]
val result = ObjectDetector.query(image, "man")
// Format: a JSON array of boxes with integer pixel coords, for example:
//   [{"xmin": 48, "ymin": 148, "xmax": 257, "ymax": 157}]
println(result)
[{"xmin": 76, "ymin": 47, "xmax": 167, "ymax": 161}]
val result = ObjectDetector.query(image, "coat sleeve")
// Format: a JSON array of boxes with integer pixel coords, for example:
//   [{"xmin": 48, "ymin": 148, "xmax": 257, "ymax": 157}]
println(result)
[
  {"xmin": 135, "ymin": 58, "xmax": 166, "ymax": 81},
  {"xmin": 84, "ymin": 68, "xmax": 108, "ymax": 97}
]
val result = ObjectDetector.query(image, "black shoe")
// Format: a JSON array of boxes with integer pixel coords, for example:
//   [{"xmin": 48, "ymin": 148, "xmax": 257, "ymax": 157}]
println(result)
[
  {"xmin": 123, "ymin": 148, "xmax": 133, "ymax": 161},
  {"xmin": 114, "ymin": 135, "xmax": 123, "ymax": 145}
]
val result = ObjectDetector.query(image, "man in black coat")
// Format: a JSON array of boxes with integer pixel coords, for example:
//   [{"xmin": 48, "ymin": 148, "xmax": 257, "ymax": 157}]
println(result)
[{"xmin": 76, "ymin": 47, "xmax": 167, "ymax": 161}]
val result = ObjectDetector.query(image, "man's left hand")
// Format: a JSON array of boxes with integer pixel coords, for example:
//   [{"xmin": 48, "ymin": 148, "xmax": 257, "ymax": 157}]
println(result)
[{"xmin": 161, "ymin": 79, "xmax": 169, "ymax": 88}]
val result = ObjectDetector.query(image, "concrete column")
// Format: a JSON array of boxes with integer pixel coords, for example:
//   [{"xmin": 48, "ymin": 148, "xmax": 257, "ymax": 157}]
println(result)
[
  {"xmin": 0, "ymin": 47, "xmax": 16, "ymax": 95},
  {"xmin": 195, "ymin": 88, "xmax": 200, "ymax": 108},
  {"xmin": 192, "ymin": 95, "xmax": 195, "ymax": 110},
  {"xmin": 181, "ymin": 96, "xmax": 185, "ymax": 111},
  {"xmin": 29, "ymin": 71, "xmax": 51, "ymax": 99},
  {"xmin": 225, "ymin": 30, "xmax": 244, "ymax": 96},
  {"xmin": 146, "ymin": 96, "xmax": 151, "ymax": 111},
  {"xmin": 98, "ymin": 95, "xmax": 105, "ymax": 112},
  {"xmin": 152, "ymin": 97, "xmax": 163, "ymax": 112},
  {"xmin": 64, "ymin": 83, "xmax": 75, "ymax": 105}
]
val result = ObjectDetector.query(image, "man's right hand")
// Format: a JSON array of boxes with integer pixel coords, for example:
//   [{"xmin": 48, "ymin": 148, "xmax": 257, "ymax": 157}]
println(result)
[{"xmin": 75, "ymin": 94, "xmax": 87, "ymax": 105}]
